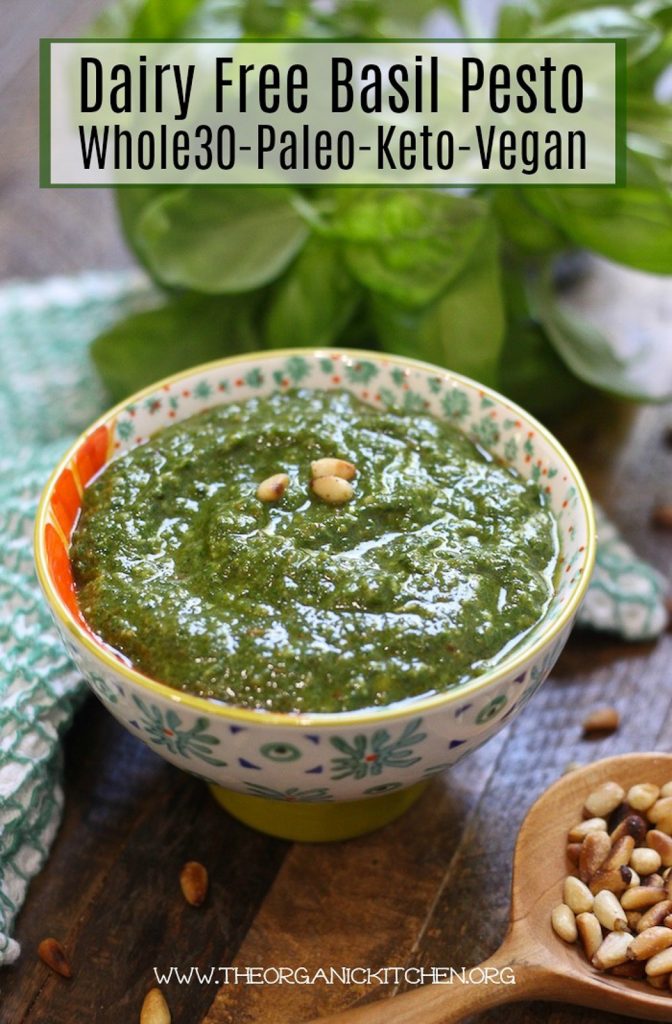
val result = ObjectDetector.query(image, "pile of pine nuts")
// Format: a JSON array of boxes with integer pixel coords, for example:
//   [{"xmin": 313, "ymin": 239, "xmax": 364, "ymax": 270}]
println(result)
[
  {"xmin": 552, "ymin": 779, "xmax": 672, "ymax": 990},
  {"xmin": 256, "ymin": 458, "xmax": 357, "ymax": 505}
]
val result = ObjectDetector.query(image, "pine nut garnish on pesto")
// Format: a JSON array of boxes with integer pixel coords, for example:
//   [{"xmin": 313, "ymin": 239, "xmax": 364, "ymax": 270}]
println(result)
[{"xmin": 70, "ymin": 389, "xmax": 559, "ymax": 714}]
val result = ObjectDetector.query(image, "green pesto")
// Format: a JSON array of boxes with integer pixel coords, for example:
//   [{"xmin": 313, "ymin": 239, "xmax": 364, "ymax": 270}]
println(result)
[{"xmin": 71, "ymin": 389, "xmax": 558, "ymax": 714}]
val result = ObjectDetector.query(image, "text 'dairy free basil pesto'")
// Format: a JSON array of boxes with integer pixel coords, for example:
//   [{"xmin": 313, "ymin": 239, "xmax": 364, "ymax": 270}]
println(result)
[{"xmin": 71, "ymin": 389, "xmax": 559, "ymax": 714}]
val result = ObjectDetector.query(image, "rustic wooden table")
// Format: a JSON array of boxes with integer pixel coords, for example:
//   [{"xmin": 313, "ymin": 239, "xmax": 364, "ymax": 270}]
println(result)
[{"xmin": 2, "ymin": 4, "xmax": 672, "ymax": 1023}]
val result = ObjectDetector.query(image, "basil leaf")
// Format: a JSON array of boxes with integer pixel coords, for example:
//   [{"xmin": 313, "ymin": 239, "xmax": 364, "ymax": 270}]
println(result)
[
  {"xmin": 497, "ymin": 268, "xmax": 587, "ymax": 416},
  {"xmin": 497, "ymin": 4, "xmax": 535, "ymax": 37},
  {"xmin": 373, "ymin": 221, "xmax": 504, "ymax": 386},
  {"xmin": 491, "ymin": 190, "xmax": 567, "ymax": 254},
  {"xmin": 376, "ymin": 0, "xmax": 464, "ymax": 34},
  {"xmin": 181, "ymin": 0, "xmax": 245, "ymax": 36},
  {"xmin": 324, "ymin": 190, "xmax": 490, "ymax": 308},
  {"xmin": 91, "ymin": 292, "xmax": 258, "ymax": 401},
  {"xmin": 532, "ymin": 268, "xmax": 672, "ymax": 401},
  {"xmin": 134, "ymin": 187, "xmax": 311, "ymax": 293},
  {"xmin": 537, "ymin": 7, "xmax": 661, "ymax": 62},
  {"xmin": 263, "ymin": 238, "xmax": 362, "ymax": 348},
  {"xmin": 92, "ymin": 0, "xmax": 204, "ymax": 39},
  {"xmin": 116, "ymin": 187, "xmax": 173, "ymax": 272},
  {"xmin": 628, "ymin": 24, "xmax": 672, "ymax": 91},
  {"xmin": 499, "ymin": 321, "xmax": 588, "ymax": 417},
  {"xmin": 627, "ymin": 97, "xmax": 672, "ymax": 172},
  {"xmin": 527, "ymin": 170, "xmax": 672, "ymax": 274}
]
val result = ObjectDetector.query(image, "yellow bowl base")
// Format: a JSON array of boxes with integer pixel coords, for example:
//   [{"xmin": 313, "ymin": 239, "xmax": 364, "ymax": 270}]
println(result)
[{"xmin": 209, "ymin": 781, "xmax": 428, "ymax": 842}]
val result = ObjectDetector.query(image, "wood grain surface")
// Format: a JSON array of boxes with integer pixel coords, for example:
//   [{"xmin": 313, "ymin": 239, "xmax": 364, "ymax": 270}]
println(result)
[{"xmin": 1, "ymin": 3, "xmax": 672, "ymax": 1023}]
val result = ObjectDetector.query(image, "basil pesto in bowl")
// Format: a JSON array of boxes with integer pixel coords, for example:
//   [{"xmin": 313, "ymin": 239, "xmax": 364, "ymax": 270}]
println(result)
[
  {"xmin": 35, "ymin": 350, "xmax": 595, "ymax": 841},
  {"xmin": 70, "ymin": 388, "xmax": 558, "ymax": 715}
]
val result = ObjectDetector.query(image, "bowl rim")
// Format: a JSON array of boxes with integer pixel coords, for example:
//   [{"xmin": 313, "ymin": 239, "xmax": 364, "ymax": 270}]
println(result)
[{"xmin": 34, "ymin": 346, "xmax": 596, "ymax": 728}]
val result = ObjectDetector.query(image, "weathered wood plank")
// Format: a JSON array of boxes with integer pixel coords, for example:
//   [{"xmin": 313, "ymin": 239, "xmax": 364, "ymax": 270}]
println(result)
[{"xmin": 200, "ymin": 733, "xmax": 508, "ymax": 1024}]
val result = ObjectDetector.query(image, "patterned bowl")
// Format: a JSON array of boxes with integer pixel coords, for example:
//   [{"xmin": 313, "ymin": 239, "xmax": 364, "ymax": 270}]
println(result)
[{"xmin": 34, "ymin": 349, "xmax": 595, "ymax": 841}]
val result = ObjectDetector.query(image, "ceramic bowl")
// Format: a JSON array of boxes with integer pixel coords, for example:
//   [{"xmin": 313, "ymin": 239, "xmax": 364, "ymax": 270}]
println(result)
[{"xmin": 35, "ymin": 349, "xmax": 595, "ymax": 841}]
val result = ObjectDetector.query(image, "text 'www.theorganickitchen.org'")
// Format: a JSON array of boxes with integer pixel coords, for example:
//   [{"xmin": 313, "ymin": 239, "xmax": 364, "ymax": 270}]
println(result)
[{"xmin": 152, "ymin": 965, "xmax": 518, "ymax": 986}]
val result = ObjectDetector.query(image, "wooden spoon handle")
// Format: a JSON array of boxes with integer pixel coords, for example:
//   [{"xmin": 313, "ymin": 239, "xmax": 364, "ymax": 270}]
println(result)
[{"xmin": 302, "ymin": 944, "xmax": 551, "ymax": 1024}]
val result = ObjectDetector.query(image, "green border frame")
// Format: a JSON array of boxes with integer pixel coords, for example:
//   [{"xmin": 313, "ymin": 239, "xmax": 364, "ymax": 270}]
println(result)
[
  {"xmin": 615, "ymin": 37, "xmax": 627, "ymax": 187},
  {"xmin": 39, "ymin": 38, "xmax": 52, "ymax": 188},
  {"xmin": 39, "ymin": 37, "xmax": 626, "ymax": 189}
]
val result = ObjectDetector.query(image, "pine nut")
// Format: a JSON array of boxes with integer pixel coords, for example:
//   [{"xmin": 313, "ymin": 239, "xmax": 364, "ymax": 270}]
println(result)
[
  {"xmin": 647, "ymin": 973, "xmax": 670, "ymax": 989},
  {"xmin": 628, "ymin": 928, "xmax": 672, "ymax": 961},
  {"xmin": 589, "ymin": 836, "xmax": 635, "ymax": 894},
  {"xmin": 589, "ymin": 866, "xmax": 628, "ymax": 896},
  {"xmin": 256, "ymin": 473, "xmax": 289, "ymax": 502},
  {"xmin": 37, "ymin": 937, "xmax": 72, "ymax": 978},
  {"xmin": 554, "ymin": 776, "xmax": 672, "ymax": 994},
  {"xmin": 621, "ymin": 886, "xmax": 668, "ymax": 910},
  {"xmin": 567, "ymin": 842, "xmax": 582, "ymax": 866},
  {"xmin": 612, "ymin": 960, "xmax": 646, "ymax": 979},
  {"xmin": 579, "ymin": 830, "xmax": 610, "ymax": 883},
  {"xmin": 140, "ymin": 988, "xmax": 171, "ymax": 1024},
  {"xmin": 610, "ymin": 814, "xmax": 648, "ymax": 845},
  {"xmin": 310, "ymin": 457, "xmax": 356, "ymax": 481},
  {"xmin": 563, "ymin": 876, "xmax": 593, "ymax": 914},
  {"xmin": 646, "ymin": 948, "xmax": 672, "ymax": 977},
  {"xmin": 637, "ymin": 901, "xmax": 672, "ymax": 933},
  {"xmin": 627, "ymin": 783, "xmax": 660, "ymax": 813},
  {"xmin": 568, "ymin": 818, "xmax": 608, "ymax": 842},
  {"xmin": 592, "ymin": 932, "xmax": 633, "ymax": 970},
  {"xmin": 551, "ymin": 904, "xmax": 577, "ymax": 943},
  {"xmin": 593, "ymin": 889, "xmax": 628, "ymax": 931},
  {"xmin": 311, "ymin": 475, "xmax": 354, "ymax": 504},
  {"xmin": 647, "ymin": 830, "xmax": 672, "ymax": 867},
  {"xmin": 603, "ymin": 835, "xmax": 636, "ymax": 871},
  {"xmin": 179, "ymin": 861, "xmax": 208, "ymax": 907},
  {"xmin": 576, "ymin": 912, "xmax": 603, "ymax": 961},
  {"xmin": 650, "ymin": 798, "xmax": 672, "ymax": 824},
  {"xmin": 630, "ymin": 848, "xmax": 662, "ymax": 876},
  {"xmin": 582, "ymin": 707, "xmax": 620, "ymax": 736},
  {"xmin": 584, "ymin": 782, "xmax": 625, "ymax": 819}
]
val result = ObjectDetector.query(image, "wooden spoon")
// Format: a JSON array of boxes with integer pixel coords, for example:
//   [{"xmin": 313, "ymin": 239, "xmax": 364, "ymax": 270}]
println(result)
[{"xmin": 306, "ymin": 753, "xmax": 672, "ymax": 1024}]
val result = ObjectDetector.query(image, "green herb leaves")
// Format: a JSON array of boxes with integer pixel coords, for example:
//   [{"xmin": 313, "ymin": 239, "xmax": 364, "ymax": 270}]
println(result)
[
  {"xmin": 324, "ymin": 189, "xmax": 491, "ymax": 308},
  {"xmin": 263, "ymin": 237, "xmax": 362, "ymax": 348},
  {"xmin": 90, "ymin": 0, "xmax": 672, "ymax": 415},
  {"xmin": 133, "ymin": 187, "xmax": 311, "ymax": 292},
  {"xmin": 91, "ymin": 292, "xmax": 258, "ymax": 400},
  {"xmin": 373, "ymin": 218, "xmax": 505, "ymax": 387},
  {"xmin": 528, "ymin": 185, "xmax": 672, "ymax": 275},
  {"xmin": 532, "ymin": 267, "xmax": 672, "ymax": 401}
]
